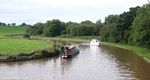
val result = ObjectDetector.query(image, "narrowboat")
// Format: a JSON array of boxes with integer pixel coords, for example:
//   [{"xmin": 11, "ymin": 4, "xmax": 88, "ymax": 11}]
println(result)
[{"xmin": 61, "ymin": 44, "xmax": 79, "ymax": 58}]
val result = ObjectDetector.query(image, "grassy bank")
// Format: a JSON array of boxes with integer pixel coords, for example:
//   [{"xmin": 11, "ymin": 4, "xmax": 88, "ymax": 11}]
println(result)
[
  {"xmin": 32, "ymin": 36, "xmax": 90, "ymax": 43},
  {"xmin": 0, "ymin": 26, "xmax": 61, "ymax": 62},
  {"xmin": 0, "ymin": 38, "xmax": 60, "ymax": 62},
  {"xmin": 0, "ymin": 26, "xmax": 27, "ymax": 37},
  {"xmin": 102, "ymin": 42, "xmax": 150, "ymax": 61},
  {"xmin": 0, "ymin": 38, "xmax": 50, "ymax": 54}
]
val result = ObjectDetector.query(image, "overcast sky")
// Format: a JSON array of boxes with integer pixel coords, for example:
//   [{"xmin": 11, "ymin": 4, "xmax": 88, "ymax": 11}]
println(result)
[{"xmin": 0, "ymin": 0, "xmax": 148, "ymax": 25}]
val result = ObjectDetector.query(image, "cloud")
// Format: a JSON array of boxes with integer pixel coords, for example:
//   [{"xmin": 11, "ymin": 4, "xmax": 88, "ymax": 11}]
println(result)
[{"xmin": 0, "ymin": 0, "xmax": 147, "ymax": 24}]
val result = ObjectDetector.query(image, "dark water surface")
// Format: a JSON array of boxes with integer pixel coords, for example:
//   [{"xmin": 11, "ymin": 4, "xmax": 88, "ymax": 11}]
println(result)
[{"xmin": 0, "ymin": 45, "xmax": 150, "ymax": 80}]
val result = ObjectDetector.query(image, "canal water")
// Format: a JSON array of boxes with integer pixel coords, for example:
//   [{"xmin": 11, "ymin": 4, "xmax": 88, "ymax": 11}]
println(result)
[{"xmin": 0, "ymin": 45, "xmax": 150, "ymax": 80}]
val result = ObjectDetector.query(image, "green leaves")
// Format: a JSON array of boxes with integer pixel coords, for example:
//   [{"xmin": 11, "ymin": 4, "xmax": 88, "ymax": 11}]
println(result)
[
  {"xmin": 131, "ymin": 4, "xmax": 150, "ymax": 48},
  {"xmin": 44, "ymin": 19, "xmax": 65, "ymax": 37}
]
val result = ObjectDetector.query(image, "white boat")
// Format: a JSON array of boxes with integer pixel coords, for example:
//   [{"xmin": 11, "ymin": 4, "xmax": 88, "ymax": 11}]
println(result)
[{"xmin": 90, "ymin": 39, "xmax": 101, "ymax": 46}]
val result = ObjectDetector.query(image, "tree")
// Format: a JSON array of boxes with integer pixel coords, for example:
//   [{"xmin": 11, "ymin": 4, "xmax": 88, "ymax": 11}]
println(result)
[
  {"xmin": 21, "ymin": 23, "xmax": 27, "ymax": 26},
  {"xmin": 0, "ymin": 22, "xmax": 6, "ymax": 26},
  {"xmin": 27, "ymin": 23, "xmax": 44, "ymax": 35},
  {"xmin": 118, "ymin": 6, "xmax": 140, "ymax": 43},
  {"xmin": 11, "ymin": 23, "xmax": 16, "ymax": 26},
  {"xmin": 103, "ymin": 15, "xmax": 120, "ymax": 42},
  {"xmin": 102, "ymin": 6, "xmax": 140, "ymax": 43},
  {"xmin": 95, "ymin": 20, "xmax": 103, "ymax": 35},
  {"xmin": 43, "ymin": 19, "xmax": 65, "ymax": 37},
  {"xmin": 65, "ymin": 22, "xmax": 79, "ymax": 36},
  {"xmin": 130, "ymin": 4, "xmax": 150, "ymax": 48}
]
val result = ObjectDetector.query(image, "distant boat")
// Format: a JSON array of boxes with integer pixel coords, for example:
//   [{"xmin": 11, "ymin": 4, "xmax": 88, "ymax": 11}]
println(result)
[
  {"xmin": 90, "ymin": 39, "xmax": 101, "ymax": 46},
  {"xmin": 61, "ymin": 44, "xmax": 79, "ymax": 59}
]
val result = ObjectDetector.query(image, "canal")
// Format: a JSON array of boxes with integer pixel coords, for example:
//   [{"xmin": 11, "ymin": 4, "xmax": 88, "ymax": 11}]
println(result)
[{"xmin": 0, "ymin": 45, "xmax": 150, "ymax": 80}]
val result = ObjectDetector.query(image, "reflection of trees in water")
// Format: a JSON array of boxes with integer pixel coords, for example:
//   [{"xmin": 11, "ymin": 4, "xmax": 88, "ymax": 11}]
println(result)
[{"xmin": 100, "ymin": 45, "xmax": 150, "ymax": 80}]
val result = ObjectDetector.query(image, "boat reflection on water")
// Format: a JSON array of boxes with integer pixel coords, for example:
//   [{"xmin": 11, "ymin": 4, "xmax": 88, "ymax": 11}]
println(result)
[{"xmin": 90, "ymin": 46, "xmax": 100, "ymax": 57}]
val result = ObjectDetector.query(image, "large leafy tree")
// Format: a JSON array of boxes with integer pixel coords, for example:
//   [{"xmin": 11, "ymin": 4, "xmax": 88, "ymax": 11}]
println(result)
[
  {"xmin": 95, "ymin": 20, "xmax": 103, "ymax": 35},
  {"xmin": 103, "ymin": 15, "xmax": 120, "ymax": 42},
  {"xmin": 27, "ymin": 23, "xmax": 44, "ymax": 35},
  {"xmin": 65, "ymin": 22, "xmax": 79, "ymax": 36},
  {"xmin": 102, "ymin": 6, "xmax": 140, "ymax": 43},
  {"xmin": 43, "ymin": 19, "xmax": 65, "ymax": 37},
  {"xmin": 118, "ymin": 6, "xmax": 140, "ymax": 43},
  {"xmin": 130, "ymin": 4, "xmax": 150, "ymax": 48}
]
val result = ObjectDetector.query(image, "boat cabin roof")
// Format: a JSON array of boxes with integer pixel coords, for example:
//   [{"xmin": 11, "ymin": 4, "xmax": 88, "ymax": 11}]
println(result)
[{"xmin": 66, "ymin": 44, "xmax": 77, "ymax": 50}]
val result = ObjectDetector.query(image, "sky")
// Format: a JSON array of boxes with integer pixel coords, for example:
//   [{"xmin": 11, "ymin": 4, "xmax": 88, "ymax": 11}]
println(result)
[{"xmin": 0, "ymin": 0, "xmax": 148, "ymax": 25}]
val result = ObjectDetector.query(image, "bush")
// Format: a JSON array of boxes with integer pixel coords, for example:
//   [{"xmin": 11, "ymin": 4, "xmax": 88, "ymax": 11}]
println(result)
[
  {"xmin": 6, "ymin": 56, "xmax": 16, "ymax": 61},
  {"xmin": 23, "ymin": 34, "xmax": 30, "ymax": 38}
]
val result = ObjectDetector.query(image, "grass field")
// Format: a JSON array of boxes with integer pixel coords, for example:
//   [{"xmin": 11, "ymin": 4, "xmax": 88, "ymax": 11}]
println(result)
[
  {"xmin": 0, "ymin": 26, "xmax": 27, "ymax": 37},
  {"xmin": 0, "ymin": 38, "xmax": 50, "ymax": 54}
]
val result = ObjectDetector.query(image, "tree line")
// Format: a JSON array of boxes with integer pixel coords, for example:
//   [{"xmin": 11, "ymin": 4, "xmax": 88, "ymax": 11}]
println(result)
[
  {"xmin": 0, "ymin": 22, "xmax": 29, "ymax": 26},
  {"xmin": 27, "ymin": 4, "xmax": 150, "ymax": 48},
  {"xmin": 26, "ymin": 19, "xmax": 103, "ymax": 37}
]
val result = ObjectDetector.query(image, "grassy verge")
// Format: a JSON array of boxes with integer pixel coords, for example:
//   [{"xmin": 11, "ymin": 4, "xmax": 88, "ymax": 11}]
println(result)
[{"xmin": 102, "ymin": 42, "xmax": 150, "ymax": 61}]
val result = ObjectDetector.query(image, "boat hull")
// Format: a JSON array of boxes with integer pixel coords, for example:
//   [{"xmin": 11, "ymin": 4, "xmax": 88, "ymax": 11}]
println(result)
[
  {"xmin": 61, "ymin": 49, "xmax": 79, "ymax": 59},
  {"xmin": 90, "ymin": 39, "xmax": 101, "ymax": 46},
  {"xmin": 60, "ymin": 44, "xmax": 79, "ymax": 59}
]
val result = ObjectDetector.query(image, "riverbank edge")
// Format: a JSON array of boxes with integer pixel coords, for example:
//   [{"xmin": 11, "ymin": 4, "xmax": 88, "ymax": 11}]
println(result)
[
  {"xmin": 0, "ymin": 48, "xmax": 60, "ymax": 62},
  {"xmin": 101, "ymin": 42, "xmax": 150, "ymax": 63}
]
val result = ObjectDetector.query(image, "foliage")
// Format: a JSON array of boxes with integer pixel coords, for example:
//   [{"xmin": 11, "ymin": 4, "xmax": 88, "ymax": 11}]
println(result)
[
  {"xmin": 43, "ymin": 19, "xmax": 65, "ymax": 37},
  {"xmin": 100, "ymin": 6, "xmax": 140, "ymax": 44},
  {"xmin": 28, "ymin": 20, "xmax": 102, "ymax": 37},
  {"xmin": 27, "ymin": 23, "xmax": 44, "ymax": 35},
  {"xmin": 25, "ymin": 4, "xmax": 150, "ymax": 49},
  {"xmin": 130, "ymin": 4, "xmax": 150, "ymax": 48},
  {"xmin": 65, "ymin": 20, "xmax": 102, "ymax": 36}
]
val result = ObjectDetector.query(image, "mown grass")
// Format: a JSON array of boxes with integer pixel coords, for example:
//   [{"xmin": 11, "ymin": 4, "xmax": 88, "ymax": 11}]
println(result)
[
  {"xmin": 0, "ymin": 38, "xmax": 50, "ymax": 54},
  {"xmin": 0, "ymin": 26, "xmax": 27, "ymax": 37},
  {"xmin": 102, "ymin": 42, "xmax": 150, "ymax": 60}
]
